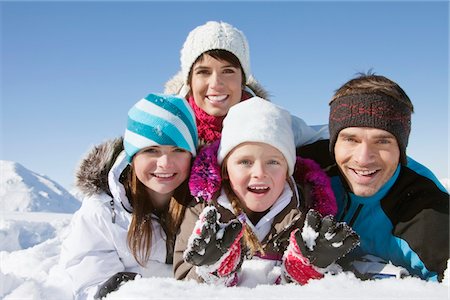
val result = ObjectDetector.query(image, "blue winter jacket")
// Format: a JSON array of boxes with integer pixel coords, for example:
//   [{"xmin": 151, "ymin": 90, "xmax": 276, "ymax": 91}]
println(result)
[{"xmin": 298, "ymin": 140, "xmax": 449, "ymax": 282}]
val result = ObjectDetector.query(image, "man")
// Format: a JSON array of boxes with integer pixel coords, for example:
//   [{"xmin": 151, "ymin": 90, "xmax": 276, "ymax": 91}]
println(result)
[{"xmin": 300, "ymin": 73, "xmax": 449, "ymax": 281}]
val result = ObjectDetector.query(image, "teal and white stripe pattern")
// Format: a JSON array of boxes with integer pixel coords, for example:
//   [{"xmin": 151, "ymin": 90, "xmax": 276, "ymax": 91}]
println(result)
[{"xmin": 124, "ymin": 93, "xmax": 198, "ymax": 162}]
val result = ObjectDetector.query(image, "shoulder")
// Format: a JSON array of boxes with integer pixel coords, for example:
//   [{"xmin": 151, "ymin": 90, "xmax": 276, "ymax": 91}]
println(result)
[
  {"xmin": 381, "ymin": 163, "xmax": 449, "ymax": 223},
  {"xmin": 404, "ymin": 157, "xmax": 448, "ymax": 193},
  {"xmin": 71, "ymin": 192, "xmax": 116, "ymax": 224}
]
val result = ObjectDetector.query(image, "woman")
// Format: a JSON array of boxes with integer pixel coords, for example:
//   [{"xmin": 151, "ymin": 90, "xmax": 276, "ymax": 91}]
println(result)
[
  {"xmin": 60, "ymin": 94, "xmax": 198, "ymax": 299},
  {"xmin": 165, "ymin": 21, "xmax": 328, "ymax": 146}
]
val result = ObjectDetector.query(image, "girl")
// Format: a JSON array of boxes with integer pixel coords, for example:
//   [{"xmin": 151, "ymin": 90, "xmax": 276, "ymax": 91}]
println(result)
[
  {"xmin": 164, "ymin": 21, "xmax": 328, "ymax": 146},
  {"xmin": 174, "ymin": 97, "xmax": 359, "ymax": 286},
  {"xmin": 60, "ymin": 94, "xmax": 198, "ymax": 299}
]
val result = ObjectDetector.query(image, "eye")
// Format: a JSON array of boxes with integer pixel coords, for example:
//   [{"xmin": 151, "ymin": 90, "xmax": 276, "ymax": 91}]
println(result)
[
  {"xmin": 343, "ymin": 137, "xmax": 357, "ymax": 143},
  {"xmin": 223, "ymin": 68, "xmax": 237, "ymax": 74},
  {"xmin": 173, "ymin": 148, "xmax": 187, "ymax": 153},
  {"xmin": 268, "ymin": 159, "xmax": 280, "ymax": 165},
  {"xmin": 238, "ymin": 159, "xmax": 252, "ymax": 166},
  {"xmin": 195, "ymin": 69, "xmax": 210, "ymax": 75},
  {"xmin": 143, "ymin": 148, "xmax": 158, "ymax": 154},
  {"xmin": 377, "ymin": 139, "xmax": 391, "ymax": 145}
]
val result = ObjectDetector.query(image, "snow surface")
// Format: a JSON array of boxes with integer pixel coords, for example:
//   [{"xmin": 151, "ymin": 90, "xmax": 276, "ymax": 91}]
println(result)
[{"xmin": 0, "ymin": 161, "xmax": 449, "ymax": 299}]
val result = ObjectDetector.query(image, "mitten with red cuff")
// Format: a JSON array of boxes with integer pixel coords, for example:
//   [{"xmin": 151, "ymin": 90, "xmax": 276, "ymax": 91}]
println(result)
[
  {"xmin": 283, "ymin": 209, "xmax": 359, "ymax": 285},
  {"xmin": 183, "ymin": 206, "xmax": 245, "ymax": 286}
]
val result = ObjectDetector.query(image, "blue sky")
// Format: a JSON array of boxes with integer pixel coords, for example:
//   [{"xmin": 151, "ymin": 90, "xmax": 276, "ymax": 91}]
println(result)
[{"xmin": 2, "ymin": 1, "xmax": 448, "ymax": 190}]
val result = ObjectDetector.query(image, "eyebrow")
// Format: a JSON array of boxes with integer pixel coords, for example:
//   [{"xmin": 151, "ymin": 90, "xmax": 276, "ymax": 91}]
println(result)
[
  {"xmin": 339, "ymin": 132, "xmax": 395, "ymax": 139},
  {"xmin": 193, "ymin": 64, "xmax": 237, "ymax": 70}
]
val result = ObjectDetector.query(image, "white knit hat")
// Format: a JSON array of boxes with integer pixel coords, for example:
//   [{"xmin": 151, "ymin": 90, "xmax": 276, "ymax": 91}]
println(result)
[
  {"xmin": 180, "ymin": 21, "xmax": 251, "ymax": 87},
  {"xmin": 217, "ymin": 97, "xmax": 296, "ymax": 175}
]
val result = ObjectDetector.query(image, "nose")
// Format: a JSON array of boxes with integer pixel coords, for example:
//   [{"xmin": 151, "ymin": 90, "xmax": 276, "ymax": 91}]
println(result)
[
  {"xmin": 354, "ymin": 142, "xmax": 375, "ymax": 165},
  {"xmin": 157, "ymin": 154, "xmax": 172, "ymax": 168},
  {"xmin": 208, "ymin": 71, "xmax": 224, "ymax": 88},
  {"xmin": 251, "ymin": 161, "xmax": 267, "ymax": 178}
]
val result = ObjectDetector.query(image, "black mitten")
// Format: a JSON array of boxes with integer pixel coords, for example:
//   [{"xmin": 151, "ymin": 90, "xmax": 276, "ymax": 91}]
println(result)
[
  {"xmin": 94, "ymin": 271, "xmax": 138, "ymax": 299},
  {"xmin": 295, "ymin": 209, "xmax": 359, "ymax": 268},
  {"xmin": 184, "ymin": 206, "xmax": 243, "ymax": 267}
]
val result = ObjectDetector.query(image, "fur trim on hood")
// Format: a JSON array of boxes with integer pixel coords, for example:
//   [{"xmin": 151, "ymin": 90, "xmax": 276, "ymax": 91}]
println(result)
[
  {"xmin": 164, "ymin": 71, "xmax": 271, "ymax": 100},
  {"xmin": 189, "ymin": 141, "xmax": 337, "ymax": 217},
  {"xmin": 75, "ymin": 137, "xmax": 124, "ymax": 197}
]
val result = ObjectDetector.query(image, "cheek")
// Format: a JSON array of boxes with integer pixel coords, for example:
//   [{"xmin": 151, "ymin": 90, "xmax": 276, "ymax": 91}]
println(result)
[
  {"xmin": 133, "ymin": 156, "xmax": 154, "ymax": 175},
  {"xmin": 380, "ymin": 150, "xmax": 400, "ymax": 171},
  {"xmin": 333, "ymin": 144, "xmax": 349, "ymax": 163},
  {"xmin": 227, "ymin": 167, "xmax": 247, "ymax": 188},
  {"xmin": 178, "ymin": 159, "xmax": 191, "ymax": 180},
  {"xmin": 191, "ymin": 77, "xmax": 206, "ymax": 94},
  {"xmin": 273, "ymin": 171, "xmax": 287, "ymax": 189}
]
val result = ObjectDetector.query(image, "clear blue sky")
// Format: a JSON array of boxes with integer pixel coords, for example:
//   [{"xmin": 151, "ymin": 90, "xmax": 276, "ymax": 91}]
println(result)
[{"xmin": 2, "ymin": 1, "xmax": 448, "ymax": 190}]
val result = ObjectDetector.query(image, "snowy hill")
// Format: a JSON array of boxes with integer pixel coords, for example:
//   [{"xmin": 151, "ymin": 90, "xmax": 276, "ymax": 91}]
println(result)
[{"xmin": 0, "ymin": 161, "xmax": 80, "ymax": 213}]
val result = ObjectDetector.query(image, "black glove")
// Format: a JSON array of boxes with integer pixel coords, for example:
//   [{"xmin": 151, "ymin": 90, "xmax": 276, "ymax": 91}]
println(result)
[
  {"xmin": 94, "ymin": 271, "xmax": 138, "ymax": 299},
  {"xmin": 295, "ymin": 209, "xmax": 359, "ymax": 268},
  {"xmin": 184, "ymin": 206, "xmax": 243, "ymax": 267}
]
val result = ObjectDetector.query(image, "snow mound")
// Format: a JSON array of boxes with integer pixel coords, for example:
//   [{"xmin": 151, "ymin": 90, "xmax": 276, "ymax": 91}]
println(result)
[{"xmin": 0, "ymin": 161, "xmax": 80, "ymax": 213}]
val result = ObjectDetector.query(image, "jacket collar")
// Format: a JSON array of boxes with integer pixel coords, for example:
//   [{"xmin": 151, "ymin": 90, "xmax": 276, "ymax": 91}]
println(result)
[{"xmin": 108, "ymin": 150, "xmax": 133, "ymax": 212}]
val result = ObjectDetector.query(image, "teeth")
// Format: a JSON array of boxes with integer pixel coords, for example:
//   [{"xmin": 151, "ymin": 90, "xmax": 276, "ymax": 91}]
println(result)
[
  {"xmin": 207, "ymin": 95, "xmax": 227, "ymax": 102},
  {"xmin": 249, "ymin": 186, "xmax": 269, "ymax": 190},
  {"xmin": 355, "ymin": 169, "xmax": 377, "ymax": 176},
  {"xmin": 153, "ymin": 173, "xmax": 174, "ymax": 178}
]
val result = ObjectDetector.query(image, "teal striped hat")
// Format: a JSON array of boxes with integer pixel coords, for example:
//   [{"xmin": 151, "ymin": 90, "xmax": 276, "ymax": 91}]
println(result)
[{"xmin": 124, "ymin": 93, "xmax": 198, "ymax": 162}]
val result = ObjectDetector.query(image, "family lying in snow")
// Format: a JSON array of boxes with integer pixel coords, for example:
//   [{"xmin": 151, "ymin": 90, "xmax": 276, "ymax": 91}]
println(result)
[{"xmin": 59, "ymin": 21, "xmax": 449, "ymax": 300}]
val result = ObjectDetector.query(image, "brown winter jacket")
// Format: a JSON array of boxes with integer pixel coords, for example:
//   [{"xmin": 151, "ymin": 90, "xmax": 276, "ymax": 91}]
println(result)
[{"xmin": 173, "ymin": 182, "xmax": 307, "ymax": 282}]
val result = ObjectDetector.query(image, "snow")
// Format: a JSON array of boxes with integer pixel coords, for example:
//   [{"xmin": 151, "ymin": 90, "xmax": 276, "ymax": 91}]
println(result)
[
  {"xmin": 0, "ymin": 161, "xmax": 448, "ymax": 299},
  {"xmin": 0, "ymin": 161, "xmax": 81, "ymax": 213}
]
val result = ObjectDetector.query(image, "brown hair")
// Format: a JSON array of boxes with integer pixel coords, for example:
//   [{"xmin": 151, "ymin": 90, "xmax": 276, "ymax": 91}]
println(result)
[
  {"xmin": 124, "ymin": 165, "xmax": 189, "ymax": 266},
  {"xmin": 330, "ymin": 71, "xmax": 414, "ymax": 111},
  {"xmin": 187, "ymin": 49, "xmax": 246, "ymax": 86}
]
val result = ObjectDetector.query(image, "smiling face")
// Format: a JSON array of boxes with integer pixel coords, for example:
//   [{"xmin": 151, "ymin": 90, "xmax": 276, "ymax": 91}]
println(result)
[
  {"xmin": 334, "ymin": 127, "xmax": 400, "ymax": 197},
  {"xmin": 190, "ymin": 54, "xmax": 243, "ymax": 117},
  {"xmin": 225, "ymin": 142, "xmax": 288, "ymax": 218},
  {"xmin": 132, "ymin": 145, "xmax": 191, "ymax": 208}
]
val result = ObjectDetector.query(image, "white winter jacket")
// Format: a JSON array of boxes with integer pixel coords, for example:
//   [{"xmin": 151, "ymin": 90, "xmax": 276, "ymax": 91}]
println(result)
[{"xmin": 60, "ymin": 146, "xmax": 170, "ymax": 300}]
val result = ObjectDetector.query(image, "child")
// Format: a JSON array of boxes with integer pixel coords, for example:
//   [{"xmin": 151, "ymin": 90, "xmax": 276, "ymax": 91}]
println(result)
[
  {"xmin": 173, "ymin": 97, "xmax": 359, "ymax": 286},
  {"xmin": 60, "ymin": 94, "xmax": 198, "ymax": 299}
]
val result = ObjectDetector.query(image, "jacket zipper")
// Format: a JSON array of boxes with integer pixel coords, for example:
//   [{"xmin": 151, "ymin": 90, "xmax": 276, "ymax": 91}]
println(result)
[{"xmin": 338, "ymin": 192, "xmax": 363, "ymax": 227}]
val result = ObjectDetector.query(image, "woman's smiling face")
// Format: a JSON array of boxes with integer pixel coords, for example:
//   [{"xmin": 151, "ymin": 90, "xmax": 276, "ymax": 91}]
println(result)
[{"xmin": 190, "ymin": 54, "xmax": 243, "ymax": 117}]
